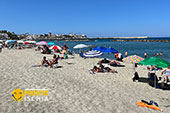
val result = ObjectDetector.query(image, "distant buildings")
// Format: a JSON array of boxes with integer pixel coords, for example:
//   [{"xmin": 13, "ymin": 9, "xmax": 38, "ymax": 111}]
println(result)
[
  {"xmin": 0, "ymin": 33, "xmax": 9, "ymax": 40},
  {"xmin": 0, "ymin": 30, "xmax": 88, "ymax": 40}
]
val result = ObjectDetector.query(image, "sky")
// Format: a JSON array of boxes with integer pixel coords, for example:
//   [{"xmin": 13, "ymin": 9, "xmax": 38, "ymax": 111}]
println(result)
[{"xmin": 0, "ymin": 0, "xmax": 170, "ymax": 37}]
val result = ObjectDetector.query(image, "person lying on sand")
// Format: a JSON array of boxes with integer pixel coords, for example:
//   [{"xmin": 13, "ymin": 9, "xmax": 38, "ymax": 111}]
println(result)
[
  {"xmin": 99, "ymin": 63, "xmax": 118, "ymax": 73},
  {"xmin": 98, "ymin": 58, "xmax": 120, "ymax": 66},
  {"xmin": 109, "ymin": 60, "xmax": 120, "ymax": 66},
  {"xmin": 41, "ymin": 56, "xmax": 49, "ymax": 67}
]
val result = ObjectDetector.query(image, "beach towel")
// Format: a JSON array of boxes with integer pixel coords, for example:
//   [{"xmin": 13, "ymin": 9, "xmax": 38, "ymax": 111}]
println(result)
[{"xmin": 137, "ymin": 101, "xmax": 161, "ymax": 111}]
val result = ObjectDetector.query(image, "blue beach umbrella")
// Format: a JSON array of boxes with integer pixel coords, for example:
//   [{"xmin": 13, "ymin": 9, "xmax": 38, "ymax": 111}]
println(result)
[
  {"xmin": 8, "ymin": 40, "xmax": 16, "ymax": 43},
  {"xmin": 93, "ymin": 47, "xmax": 106, "ymax": 51},
  {"xmin": 102, "ymin": 48, "xmax": 118, "ymax": 53},
  {"xmin": 48, "ymin": 42, "xmax": 56, "ymax": 45}
]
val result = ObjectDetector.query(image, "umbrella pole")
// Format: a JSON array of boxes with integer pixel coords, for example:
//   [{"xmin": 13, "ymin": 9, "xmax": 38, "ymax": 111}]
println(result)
[{"xmin": 154, "ymin": 69, "xmax": 157, "ymax": 88}]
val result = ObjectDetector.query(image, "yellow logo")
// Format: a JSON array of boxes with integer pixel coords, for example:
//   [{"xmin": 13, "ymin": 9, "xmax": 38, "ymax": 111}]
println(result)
[{"xmin": 12, "ymin": 89, "xmax": 24, "ymax": 101}]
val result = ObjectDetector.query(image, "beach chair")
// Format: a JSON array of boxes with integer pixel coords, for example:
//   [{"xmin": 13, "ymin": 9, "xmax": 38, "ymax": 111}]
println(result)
[{"xmin": 148, "ymin": 72, "xmax": 158, "ymax": 88}]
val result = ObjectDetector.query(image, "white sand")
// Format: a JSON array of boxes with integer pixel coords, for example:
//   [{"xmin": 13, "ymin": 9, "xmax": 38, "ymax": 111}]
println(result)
[{"xmin": 0, "ymin": 49, "xmax": 170, "ymax": 113}]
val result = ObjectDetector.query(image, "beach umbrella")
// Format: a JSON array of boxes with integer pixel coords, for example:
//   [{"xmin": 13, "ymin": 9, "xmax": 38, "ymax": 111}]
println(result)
[
  {"xmin": 25, "ymin": 41, "xmax": 36, "ymax": 44},
  {"xmin": 139, "ymin": 57, "xmax": 170, "ymax": 88},
  {"xmin": 73, "ymin": 44, "xmax": 88, "ymax": 49},
  {"xmin": 36, "ymin": 41, "xmax": 48, "ymax": 45},
  {"xmin": 48, "ymin": 42, "xmax": 56, "ymax": 45},
  {"xmin": 102, "ymin": 48, "xmax": 118, "ymax": 53},
  {"xmin": 84, "ymin": 50, "xmax": 103, "ymax": 58},
  {"xmin": 24, "ymin": 42, "xmax": 29, "ymax": 44},
  {"xmin": 49, "ymin": 45, "xmax": 62, "ymax": 50},
  {"xmin": 5, "ymin": 40, "xmax": 16, "ymax": 44},
  {"xmin": 93, "ymin": 47, "xmax": 106, "ymax": 51},
  {"xmin": 139, "ymin": 57, "xmax": 170, "ymax": 68},
  {"xmin": 123, "ymin": 55, "xmax": 144, "ymax": 63},
  {"xmin": 0, "ymin": 40, "xmax": 4, "ymax": 43},
  {"xmin": 17, "ymin": 40, "xmax": 24, "ymax": 44}
]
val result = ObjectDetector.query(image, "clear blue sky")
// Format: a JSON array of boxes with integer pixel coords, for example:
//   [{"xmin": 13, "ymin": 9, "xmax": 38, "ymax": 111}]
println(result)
[{"xmin": 1, "ymin": 0, "xmax": 170, "ymax": 37}]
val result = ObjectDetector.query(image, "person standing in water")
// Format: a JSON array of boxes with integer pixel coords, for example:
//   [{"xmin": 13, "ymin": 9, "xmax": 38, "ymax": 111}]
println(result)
[
  {"xmin": 144, "ymin": 53, "xmax": 147, "ymax": 59},
  {"xmin": 125, "ymin": 51, "xmax": 128, "ymax": 57}
]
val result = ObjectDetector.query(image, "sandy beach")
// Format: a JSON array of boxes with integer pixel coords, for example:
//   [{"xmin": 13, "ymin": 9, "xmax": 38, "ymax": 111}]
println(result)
[{"xmin": 0, "ymin": 49, "xmax": 170, "ymax": 113}]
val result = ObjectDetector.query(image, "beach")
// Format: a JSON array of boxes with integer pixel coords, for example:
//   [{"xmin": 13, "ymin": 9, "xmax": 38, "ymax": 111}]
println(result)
[{"xmin": 0, "ymin": 49, "xmax": 170, "ymax": 113}]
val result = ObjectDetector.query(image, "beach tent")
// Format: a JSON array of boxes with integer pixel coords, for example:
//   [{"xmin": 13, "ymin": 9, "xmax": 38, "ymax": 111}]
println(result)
[
  {"xmin": 139, "ymin": 57, "xmax": 170, "ymax": 68},
  {"xmin": 73, "ymin": 44, "xmax": 88, "ymax": 49},
  {"xmin": 48, "ymin": 42, "xmax": 56, "ymax": 46},
  {"xmin": 36, "ymin": 41, "xmax": 48, "ymax": 45},
  {"xmin": 123, "ymin": 55, "xmax": 144, "ymax": 63},
  {"xmin": 102, "ymin": 48, "xmax": 118, "ymax": 53},
  {"xmin": 84, "ymin": 50, "xmax": 103, "ymax": 58},
  {"xmin": 49, "ymin": 45, "xmax": 62, "ymax": 50}
]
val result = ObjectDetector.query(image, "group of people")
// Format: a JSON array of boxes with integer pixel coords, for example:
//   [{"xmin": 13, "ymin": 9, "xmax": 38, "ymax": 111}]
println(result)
[
  {"xmin": 144, "ymin": 52, "xmax": 163, "ymax": 59},
  {"xmin": 41, "ymin": 54, "xmax": 59, "ymax": 68},
  {"xmin": 91, "ymin": 62, "xmax": 118, "ymax": 74}
]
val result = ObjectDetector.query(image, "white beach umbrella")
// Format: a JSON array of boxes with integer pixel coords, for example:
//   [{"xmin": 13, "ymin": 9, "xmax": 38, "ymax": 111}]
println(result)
[
  {"xmin": 84, "ymin": 50, "xmax": 103, "ymax": 58},
  {"xmin": 73, "ymin": 44, "xmax": 88, "ymax": 49},
  {"xmin": 0, "ymin": 40, "xmax": 4, "ymax": 43},
  {"xmin": 17, "ymin": 40, "xmax": 24, "ymax": 44},
  {"xmin": 25, "ymin": 41, "xmax": 36, "ymax": 44}
]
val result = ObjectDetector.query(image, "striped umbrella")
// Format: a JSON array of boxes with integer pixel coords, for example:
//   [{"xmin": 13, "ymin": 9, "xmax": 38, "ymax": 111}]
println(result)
[
  {"xmin": 36, "ymin": 41, "xmax": 48, "ymax": 45},
  {"xmin": 49, "ymin": 45, "xmax": 62, "ymax": 50},
  {"xmin": 123, "ymin": 55, "xmax": 144, "ymax": 63},
  {"xmin": 84, "ymin": 50, "xmax": 103, "ymax": 58}
]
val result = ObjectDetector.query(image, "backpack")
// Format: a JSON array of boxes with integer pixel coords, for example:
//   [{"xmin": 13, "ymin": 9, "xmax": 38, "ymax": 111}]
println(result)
[{"xmin": 133, "ymin": 72, "xmax": 139, "ymax": 82}]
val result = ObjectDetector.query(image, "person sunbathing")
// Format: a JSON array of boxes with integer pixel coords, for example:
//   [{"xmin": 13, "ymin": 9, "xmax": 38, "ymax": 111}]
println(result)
[
  {"xmin": 99, "ymin": 58, "xmax": 110, "ymax": 63},
  {"xmin": 161, "ymin": 66, "xmax": 170, "ymax": 83},
  {"xmin": 109, "ymin": 60, "xmax": 120, "ymax": 66},
  {"xmin": 99, "ymin": 58, "xmax": 120, "ymax": 66},
  {"xmin": 92, "ymin": 66, "xmax": 104, "ymax": 73},
  {"xmin": 41, "ymin": 56, "xmax": 49, "ymax": 67},
  {"xmin": 99, "ymin": 63, "xmax": 118, "ymax": 73},
  {"xmin": 49, "ymin": 55, "xmax": 59, "ymax": 68}
]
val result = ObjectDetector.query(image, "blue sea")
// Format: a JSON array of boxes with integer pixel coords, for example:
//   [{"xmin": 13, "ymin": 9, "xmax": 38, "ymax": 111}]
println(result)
[{"xmin": 52, "ymin": 38, "xmax": 170, "ymax": 62}]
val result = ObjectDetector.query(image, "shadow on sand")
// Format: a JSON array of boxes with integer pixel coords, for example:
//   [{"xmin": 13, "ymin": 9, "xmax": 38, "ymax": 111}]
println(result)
[{"xmin": 136, "ymin": 77, "xmax": 170, "ymax": 91}]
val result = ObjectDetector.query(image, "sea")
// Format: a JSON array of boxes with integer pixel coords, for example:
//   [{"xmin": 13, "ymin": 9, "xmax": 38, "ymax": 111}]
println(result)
[{"xmin": 52, "ymin": 37, "xmax": 170, "ymax": 62}]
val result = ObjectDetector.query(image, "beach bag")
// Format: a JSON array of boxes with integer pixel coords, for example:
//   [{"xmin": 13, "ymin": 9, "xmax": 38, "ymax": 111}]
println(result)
[
  {"xmin": 148, "ymin": 73, "xmax": 158, "ymax": 87},
  {"xmin": 133, "ymin": 72, "xmax": 139, "ymax": 81}
]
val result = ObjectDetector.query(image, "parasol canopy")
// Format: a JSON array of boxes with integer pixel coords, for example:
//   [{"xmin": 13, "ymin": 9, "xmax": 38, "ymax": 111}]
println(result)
[
  {"xmin": 123, "ymin": 55, "xmax": 144, "ymax": 63},
  {"xmin": 36, "ymin": 41, "xmax": 48, "ymax": 45},
  {"xmin": 73, "ymin": 44, "xmax": 88, "ymax": 49},
  {"xmin": 139, "ymin": 57, "xmax": 170, "ymax": 68},
  {"xmin": 49, "ymin": 45, "xmax": 62, "ymax": 50},
  {"xmin": 84, "ymin": 50, "xmax": 103, "ymax": 58},
  {"xmin": 48, "ymin": 42, "xmax": 56, "ymax": 45}
]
